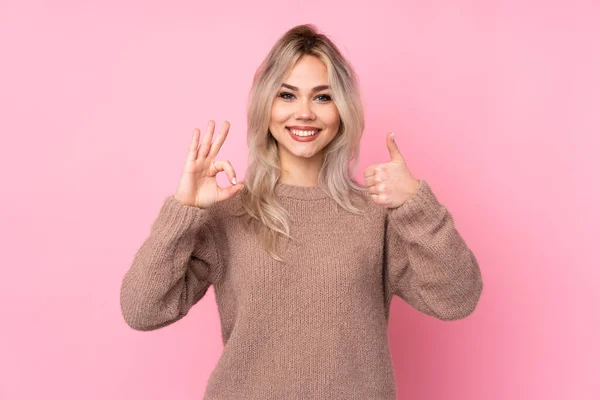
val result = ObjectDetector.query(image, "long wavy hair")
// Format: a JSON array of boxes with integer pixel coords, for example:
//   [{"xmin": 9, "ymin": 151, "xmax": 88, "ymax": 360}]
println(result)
[{"xmin": 237, "ymin": 24, "xmax": 368, "ymax": 261}]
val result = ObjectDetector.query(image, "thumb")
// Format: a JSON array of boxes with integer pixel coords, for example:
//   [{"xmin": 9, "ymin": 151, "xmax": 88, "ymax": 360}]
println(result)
[
  {"xmin": 386, "ymin": 132, "xmax": 403, "ymax": 161},
  {"xmin": 220, "ymin": 182, "xmax": 244, "ymax": 201}
]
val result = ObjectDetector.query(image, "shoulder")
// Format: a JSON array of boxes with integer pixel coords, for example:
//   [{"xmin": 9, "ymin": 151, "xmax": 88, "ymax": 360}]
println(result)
[
  {"xmin": 346, "ymin": 185, "xmax": 388, "ymax": 222},
  {"xmin": 353, "ymin": 184, "xmax": 386, "ymax": 211},
  {"xmin": 204, "ymin": 190, "xmax": 246, "ymax": 223}
]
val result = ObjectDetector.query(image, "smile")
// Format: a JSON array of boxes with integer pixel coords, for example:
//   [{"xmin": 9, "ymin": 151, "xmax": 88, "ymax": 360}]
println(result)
[
  {"xmin": 286, "ymin": 127, "xmax": 322, "ymax": 142},
  {"xmin": 288, "ymin": 128, "xmax": 320, "ymax": 136}
]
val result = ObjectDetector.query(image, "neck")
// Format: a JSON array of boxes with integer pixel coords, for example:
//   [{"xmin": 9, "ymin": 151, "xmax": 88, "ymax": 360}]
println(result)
[{"xmin": 278, "ymin": 151, "xmax": 323, "ymax": 187}]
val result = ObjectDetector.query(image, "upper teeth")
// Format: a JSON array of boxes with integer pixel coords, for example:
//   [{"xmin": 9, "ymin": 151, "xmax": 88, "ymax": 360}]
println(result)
[{"xmin": 289, "ymin": 128, "xmax": 320, "ymax": 137}]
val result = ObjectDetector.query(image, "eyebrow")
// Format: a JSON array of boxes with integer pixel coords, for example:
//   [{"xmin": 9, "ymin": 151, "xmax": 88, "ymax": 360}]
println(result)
[{"xmin": 281, "ymin": 83, "xmax": 330, "ymax": 92}]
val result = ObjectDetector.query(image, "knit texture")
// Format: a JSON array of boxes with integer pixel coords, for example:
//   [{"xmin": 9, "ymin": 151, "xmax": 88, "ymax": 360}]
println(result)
[{"xmin": 120, "ymin": 179, "xmax": 483, "ymax": 399}]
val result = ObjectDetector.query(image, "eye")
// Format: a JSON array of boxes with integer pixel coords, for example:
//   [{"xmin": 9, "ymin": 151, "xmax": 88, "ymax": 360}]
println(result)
[
  {"xmin": 278, "ymin": 91, "xmax": 295, "ymax": 100},
  {"xmin": 316, "ymin": 94, "xmax": 332, "ymax": 102}
]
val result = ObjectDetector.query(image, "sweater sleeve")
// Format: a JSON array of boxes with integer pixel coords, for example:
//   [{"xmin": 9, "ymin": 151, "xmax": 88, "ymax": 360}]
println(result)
[
  {"xmin": 383, "ymin": 180, "xmax": 483, "ymax": 321},
  {"xmin": 120, "ymin": 195, "xmax": 223, "ymax": 331}
]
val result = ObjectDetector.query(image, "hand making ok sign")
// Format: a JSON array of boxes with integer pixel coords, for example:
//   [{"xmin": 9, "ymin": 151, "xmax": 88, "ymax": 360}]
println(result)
[{"xmin": 174, "ymin": 120, "xmax": 244, "ymax": 208}]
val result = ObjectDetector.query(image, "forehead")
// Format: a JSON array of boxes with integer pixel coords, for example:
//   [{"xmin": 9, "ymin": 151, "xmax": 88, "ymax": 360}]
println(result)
[{"xmin": 284, "ymin": 55, "xmax": 329, "ymax": 87}]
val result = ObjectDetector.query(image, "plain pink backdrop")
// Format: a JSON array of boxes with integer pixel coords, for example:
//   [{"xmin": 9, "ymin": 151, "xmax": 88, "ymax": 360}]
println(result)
[{"xmin": 1, "ymin": 0, "xmax": 598, "ymax": 399}]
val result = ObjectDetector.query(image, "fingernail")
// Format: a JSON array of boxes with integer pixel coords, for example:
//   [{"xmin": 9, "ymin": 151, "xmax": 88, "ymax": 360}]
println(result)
[
  {"xmin": 232, "ymin": 177, "xmax": 237, "ymax": 185},
  {"xmin": 391, "ymin": 132, "xmax": 395, "ymax": 142}
]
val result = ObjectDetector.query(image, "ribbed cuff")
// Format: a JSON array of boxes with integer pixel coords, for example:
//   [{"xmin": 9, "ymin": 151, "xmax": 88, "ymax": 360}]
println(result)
[
  {"xmin": 150, "ymin": 195, "xmax": 210, "ymax": 242},
  {"xmin": 388, "ymin": 180, "xmax": 446, "ymax": 241}
]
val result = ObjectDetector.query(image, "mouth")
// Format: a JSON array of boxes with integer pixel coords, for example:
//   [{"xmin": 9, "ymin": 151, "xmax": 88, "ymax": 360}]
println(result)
[
  {"xmin": 286, "ymin": 127, "xmax": 322, "ymax": 137},
  {"xmin": 286, "ymin": 127, "xmax": 322, "ymax": 142}
]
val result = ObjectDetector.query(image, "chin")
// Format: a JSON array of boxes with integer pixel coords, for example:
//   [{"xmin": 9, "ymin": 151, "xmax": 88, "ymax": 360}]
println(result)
[{"xmin": 295, "ymin": 151, "xmax": 320, "ymax": 159}]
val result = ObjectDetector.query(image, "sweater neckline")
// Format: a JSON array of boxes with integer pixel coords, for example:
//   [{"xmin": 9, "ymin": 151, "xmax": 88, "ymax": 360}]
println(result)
[{"xmin": 274, "ymin": 182, "xmax": 330, "ymax": 200}]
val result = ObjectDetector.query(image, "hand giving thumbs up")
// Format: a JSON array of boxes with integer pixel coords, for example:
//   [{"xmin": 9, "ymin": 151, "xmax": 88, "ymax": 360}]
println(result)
[{"xmin": 363, "ymin": 132, "xmax": 421, "ymax": 208}]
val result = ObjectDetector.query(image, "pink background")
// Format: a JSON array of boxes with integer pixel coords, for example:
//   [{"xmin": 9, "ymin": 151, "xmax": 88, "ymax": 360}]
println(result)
[{"xmin": 1, "ymin": 0, "xmax": 598, "ymax": 399}]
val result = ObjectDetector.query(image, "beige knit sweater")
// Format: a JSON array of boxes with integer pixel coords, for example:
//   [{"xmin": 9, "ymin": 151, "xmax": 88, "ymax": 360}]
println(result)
[{"xmin": 120, "ymin": 179, "xmax": 483, "ymax": 399}]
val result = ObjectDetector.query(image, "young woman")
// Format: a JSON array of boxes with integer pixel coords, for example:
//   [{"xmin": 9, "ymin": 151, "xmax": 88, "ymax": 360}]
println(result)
[{"xmin": 120, "ymin": 24, "xmax": 483, "ymax": 399}]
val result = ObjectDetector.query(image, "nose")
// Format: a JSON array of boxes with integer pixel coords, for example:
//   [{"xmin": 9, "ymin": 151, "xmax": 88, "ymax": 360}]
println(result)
[{"xmin": 295, "ymin": 97, "xmax": 316, "ymax": 120}]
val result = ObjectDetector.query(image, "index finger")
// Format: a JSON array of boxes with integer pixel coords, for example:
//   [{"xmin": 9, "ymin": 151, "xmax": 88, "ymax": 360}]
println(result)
[
  {"xmin": 363, "ymin": 164, "xmax": 380, "ymax": 178},
  {"xmin": 208, "ymin": 120, "xmax": 231, "ymax": 159}
]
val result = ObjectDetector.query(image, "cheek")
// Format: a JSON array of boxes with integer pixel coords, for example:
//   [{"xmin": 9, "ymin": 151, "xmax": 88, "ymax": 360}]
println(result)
[
  {"xmin": 323, "ymin": 107, "xmax": 340, "ymax": 129},
  {"xmin": 270, "ymin": 102, "xmax": 290, "ymax": 124}
]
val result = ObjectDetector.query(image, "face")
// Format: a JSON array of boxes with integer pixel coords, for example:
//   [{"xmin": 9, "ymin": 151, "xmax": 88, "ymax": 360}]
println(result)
[{"xmin": 269, "ymin": 54, "xmax": 340, "ymax": 165}]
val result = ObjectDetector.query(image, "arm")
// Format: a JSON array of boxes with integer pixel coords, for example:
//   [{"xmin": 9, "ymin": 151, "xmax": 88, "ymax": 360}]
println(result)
[
  {"xmin": 384, "ymin": 180, "xmax": 483, "ymax": 321},
  {"xmin": 119, "ymin": 195, "xmax": 223, "ymax": 331}
]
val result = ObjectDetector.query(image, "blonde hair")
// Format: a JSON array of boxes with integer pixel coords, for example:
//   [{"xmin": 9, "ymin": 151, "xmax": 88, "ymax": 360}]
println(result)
[{"xmin": 238, "ymin": 24, "xmax": 367, "ymax": 261}]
